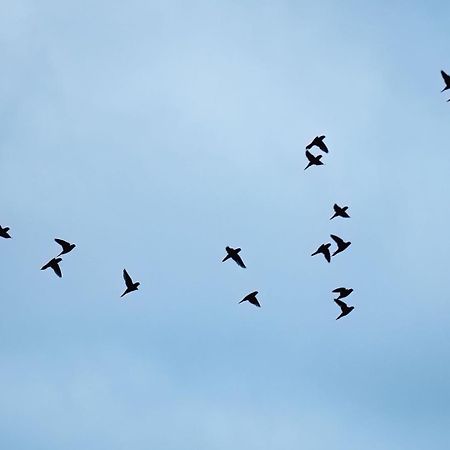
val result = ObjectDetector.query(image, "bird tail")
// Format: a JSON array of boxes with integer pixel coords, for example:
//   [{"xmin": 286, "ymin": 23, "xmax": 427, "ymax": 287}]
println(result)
[
  {"xmin": 304, "ymin": 163, "xmax": 311, "ymax": 170},
  {"xmin": 222, "ymin": 255, "xmax": 230, "ymax": 262},
  {"xmin": 329, "ymin": 214, "xmax": 336, "ymax": 220}
]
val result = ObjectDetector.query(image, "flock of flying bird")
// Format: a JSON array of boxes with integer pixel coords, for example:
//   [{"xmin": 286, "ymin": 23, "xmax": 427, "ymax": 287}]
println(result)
[{"xmin": 1, "ymin": 71, "xmax": 449, "ymax": 319}]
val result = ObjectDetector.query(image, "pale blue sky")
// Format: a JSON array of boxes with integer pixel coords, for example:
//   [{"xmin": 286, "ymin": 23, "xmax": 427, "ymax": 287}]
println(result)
[{"xmin": 1, "ymin": 1, "xmax": 450, "ymax": 449}]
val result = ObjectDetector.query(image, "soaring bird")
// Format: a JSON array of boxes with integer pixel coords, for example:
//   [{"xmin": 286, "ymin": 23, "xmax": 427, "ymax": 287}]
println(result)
[
  {"xmin": 304, "ymin": 150, "xmax": 324, "ymax": 170},
  {"xmin": 330, "ymin": 234, "xmax": 351, "ymax": 257},
  {"xmin": 239, "ymin": 291, "xmax": 260, "ymax": 307},
  {"xmin": 334, "ymin": 299, "xmax": 354, "ymax": 320},
  {"xmin": 311, "ymin": 243, "xmax": 331, "ymax": 263},
  {"xmin": 222, "ymin": 246, "xmax": 246, "ymax": 268},
  {"xmin": 41, "ymin": 257, "xmax": 63, "ymax": 278},
  {"xmin": 121, "ymin": 269, "xmax": 140, "ymax": 298},
  {"xmin": 330, "ymin": 204, "xmax": 350, "ymax": 220},
  {"xmin": 55, "ymin": 238, "xmax": 76, "ymax": 256},
  {"xmin": 0, "ymin": 225, "xmax": 11, "ymax": 239},
  {"xmin": 441, "ymin": 70, "xmax": 450, "ymax": 92},
  {"xmin": 306, "ymin": 135, "xmax": 328, "ymax": 153},
  {"xmin": 332, "ymin": 287, "xmax": 354, "ymax": 300}
]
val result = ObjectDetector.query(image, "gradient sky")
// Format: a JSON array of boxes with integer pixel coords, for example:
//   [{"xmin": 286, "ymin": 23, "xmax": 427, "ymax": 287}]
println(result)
[{"xmin": 1, "ymin": 1, "xmax": 450, "ymax": 449}]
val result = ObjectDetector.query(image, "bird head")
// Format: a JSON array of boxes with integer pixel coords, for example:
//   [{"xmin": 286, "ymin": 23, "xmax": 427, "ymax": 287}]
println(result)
[{"xmin": 136, "ymin": 282, "xmax": 141, "ymax": 288}]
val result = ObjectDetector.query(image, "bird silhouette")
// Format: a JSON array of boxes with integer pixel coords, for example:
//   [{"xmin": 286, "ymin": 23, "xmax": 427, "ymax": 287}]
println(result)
[
  {"xmin": 330, "ymin": 234, "xmax": 351, "ymax": 257},
  {"xmin": 304, "ymin": 150, "xmax": 324, "ymax": 170},
  {"xmin": 330, "ymin": 204, "xmax": 350, "ymax": 220},
  {"xmin": 121, "ymin": 269, "xmax": 140, "ymax": 298},
  {"xmin": 311, "ymin": 243, "xmax": 331, "ymax": 263},
  {"xmin": 55, "ymin": 238, "xmax": 76, "ymax": 256},
  {"xmin": 441, "ymin": 70, "xmax": 450, "ymax": 92},
  {"xmin": 334, "ymin": 299, "xmax": 354, "ymax": 320},
  {"xmin": 239, "ymin": 291, "xmax": 260, "ymax": 307},
  {"xmin": 222, "ymin": 246, "xmax": 246, "ymax": 268},
  {"xmin": 306, "ymin": 135, "xmax": 328, "ymax": 153},
  {"xmin": 332, "ymin": 287, "xmax": 353, "ymax": 300},
  {"xmin": 0, "ymin": 225, "xmax": 11, "ymax": 239},
  {"xmin": 41, "ymin": 257, "xmax": 63, "ymax": 278}
]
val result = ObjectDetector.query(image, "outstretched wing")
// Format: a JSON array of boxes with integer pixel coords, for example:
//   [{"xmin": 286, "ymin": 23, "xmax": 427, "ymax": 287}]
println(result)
[
  {"xmin": 441, "ymin": 70, "xmax": 450, "ymax": 85},
  {"xmin": 305, "ymin": 150, "xmax": 315, "ymax": 162},
  {"xmin": 232, "ymin": 253, "xmax": 246, "ymax": 268},
  {"xmin": 317, "ymin": 140, "xmax": 328, "ymax": 153},
  {"xmin": 52, "ymin": 261, "xmax": 62, "ymax": 278},
  {"xmin": 55, "ymin": 238, "xmax": 70, "ymax": 250},
  {"xmin": 330, "ymin": 234, "xmax": 345, "ymax": 246},
  {"xmin": 334, "ymin": 299, "xmax": 347, "ymax": 311},
  {"xmin": 123, "ymin": 269, "xmax": 133, "ymax": 288},
  {"xmin": 332, "ymin": 287, "xmax": 346, "ymax": 294},
  {"xmin": 305, "ymin": 138, "xmax": 315, "ymax": 150},
  {"xmin": 323, "ymin": 246, "xmax": 331, "ymax": 263}
]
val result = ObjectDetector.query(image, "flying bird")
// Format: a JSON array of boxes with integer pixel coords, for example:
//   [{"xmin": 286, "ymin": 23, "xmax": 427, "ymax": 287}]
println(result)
[
  {"xmin": 306, "ymin": 135, "xmax": 328, "ymax": 153},
  {"xmin": 222, "ymin": 246, "xmax": 246, "ymax": 268},
  {"xmin": 441, "ymin": 70, "xmax": 450, "ymax": 92},
  {"xmin": 334, "ymin": 299, "xmax": 354, "ymax": 320},
  {"xmin": 330, "ymin": 234, "xmax": 351, "ymax": 257},
  {"xmin": 0, "ymin": 225, "xmax": 11, "ymax": 239},
  {"xmin": 55, "ymin": 238, "xmax": 76, "ymax": 256},
  {"xmin": 304, "ymin": 150, "xmax": 324, "ymax": 170},
  {"xmin": 311, "ymin": 243, "xmax": 331, "ymax": 263},
  {"xmin": 41, "ymin": 257, "xmax": 63, "ymax": 278},
  {"xmin": 332, "ymin": 287, "xmax": 354, "ymax": 300},
  {"xmin": 121, "ymin": 269, "xmax": 140, "ymax": 298},
  {"xmin": 239, "ymin": 291, "xmax": 260, "ymax": 307},
  {"xmin": 330, "ymin": 204, "xmax": 350, "ymax": 220}
]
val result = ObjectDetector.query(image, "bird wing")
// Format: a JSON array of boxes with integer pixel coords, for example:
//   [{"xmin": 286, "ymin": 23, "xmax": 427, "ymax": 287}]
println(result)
[
  {"xmin": 330, "ymin": 234, "xmax": 345, "ymax": 247},
  {"xmin": 123, "ymin": 269, "xmax": 133, "ymax": 288},
  {"xmin": 251, "ymin": 298, "xmax": 261, "ymax": 307},
  {"xmin": 332, "ymin": 287, "xmax": 345, "ymax": 294},
  {"xmin": 441, "ymin": 70, "xmax": 450, "ymax": 85},
  {"xmin": 52, "ymin": 261, "xmax": 62, "ymax": 278},
  {"xmin": 334, "ymin": 299, "xmax": 347, "ymax": 311},
  {"xmin": 324, "ymin": 247, "xmax": 331, "ymax": 263},
  {"xmin": 333, "ymin": 204, "xmax": 340, "ymax": 213},
  {"xmin": 305, "ymin": 139, "xmax": 314, "ymax": 150},
  {"xmin": 232, "ymin": 253, "xmax": 246, "ymax": 268},
  {"xmin": 318, "ymin": 140, "xmax": 328, "ymax": 153},
  {"xmin": 55, "ymin": 238, "xmax": 70, "ymax": 250},
  {"xmin": 305, "ymin": 150, "xmax": 315, "ymax": 162}
]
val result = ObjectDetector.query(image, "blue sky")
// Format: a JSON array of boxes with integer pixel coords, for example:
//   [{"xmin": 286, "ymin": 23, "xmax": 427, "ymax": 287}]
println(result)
[{"xmin": 1, "ymin": 1, "xmax": 450, "ymax": 448}]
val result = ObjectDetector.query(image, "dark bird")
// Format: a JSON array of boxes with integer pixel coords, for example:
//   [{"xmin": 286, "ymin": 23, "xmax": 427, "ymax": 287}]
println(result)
[
  {"xmin": 121, "ymin": 269, "xmax": 140, "ymax": 298},
  {"xmin": 330, "ymin": 204, "xmax": 350, "ymax": 220},
  {"xmin": 0, "ymin": 225, "xmax": 11, "ymax": 239},
  {"xmin": 304, "ymin": 150, "xmax": 324, "ymax": 170},
  {"xmin": 222, "ymin": 246, "xmax": 246, "ymax": 268},
  {"xmin": 55, "ymin": 238, "xmax": 76, "ymax": 256},
  {"xmin": 41, "ymin": 257, "xmax": 63, "ymax": 278},
  {"xmin": 441, "ymin": 70, "xmax": 450, "ymax": 92},
  {"xmin": 334, "ymin": 299, "xmax": 354, "ymax": 320},
  {"xmin": 306, "ymin": 135, "xmax": 328, "ymax": 153},
  {"xmin": 239, "ymin": 291, "xmax": 260, "ymax": 307},
  {"xmin": 330, "ymin": 234, "xmax": 351, "ymax": 257},
  {"xmin": 332, "ymin": 287, "xmax": 354, "ymax": 300},
  {"xmin": 311, "ymin": 243, "xmax": 331, "ymax": 263}
]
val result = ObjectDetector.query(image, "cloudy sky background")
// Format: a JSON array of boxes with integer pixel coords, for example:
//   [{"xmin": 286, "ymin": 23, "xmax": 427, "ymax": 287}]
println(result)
[{"xmin": 1, "ymin": 1, "xmax": 450, "ymax": 448}]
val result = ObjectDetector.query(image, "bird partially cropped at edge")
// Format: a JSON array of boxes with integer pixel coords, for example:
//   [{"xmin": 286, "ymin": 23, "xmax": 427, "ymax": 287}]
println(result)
[
  {"xmin": 332, "ymin": 287, "xmax": 354, "ymax": 300},
  {"xmin": 330, "ymin": 234, "xmax": 351, "ymax": 257},
  {"xmin": 239, "ymin": 291, "xmax": 260, "ymax": 307},
  {"xmin": 55, "ymin": 238, "xmax": 76, "ymax": 256},
  {"xmin": 330, "ymin": 204, "xmax": 350, "ymax": 220},
  {"xmin": 304, "ymin": 150, "xmax": 324, "ymax": 170},
  {"xmin": 0, "ymin": 225, "xmax": 11, "ymax": 239},
  {"xmin": 311, "ymin": 243, "xmax": 331, "ymax": 263},
  {"xmin": 306, "ymin": 135, "xmax": 328, "ymax": 153},
  {"xmin": 222, "ymin": 246, "xmax": 246, "ymax": 268},
  {"xmin": 441, "ymin": 70, "xmax": 450, "ymax": 92},
  {"xmin": 334, "ymin": 299, "xmax": 354, "ymax": 320},
  {"xmin": 41, "ymin": 257, "xmax": 63, "ymax": 278},
  {"xmin": 121, "ymin": 269, "xmax": 140, "ymax": 298}
]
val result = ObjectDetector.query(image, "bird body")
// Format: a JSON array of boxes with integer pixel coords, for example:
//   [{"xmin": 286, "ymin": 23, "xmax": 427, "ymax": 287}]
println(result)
[
  {"xmin": 304, "ymin": 150, "xmax": 324, "ymax": 170},
  {"xmin": 0, "ymin": 226, "xmax": 11, "ymax": 239},
  {"xmin": 306, "ymin": 135, "xmax": 328, "ymax": 153},
  {"xmin": 239, "ymin": 290, "xmax": 260, "ymax": 307},
  {"xmin": 222, "ymin": 246, "xmax": 246, "ymax": 268},
  {"xmin": 332, "ymin": 287, "xmax": 353, "ymax": 300},
  {"xmin": 330, "ymin": 234, "xmax": 351, "ymax": 257},
  {"xmin": 55, "ymin": 238, "xmax": 76, "ymax": 256},
  {"xmin": 334, "ymin": 299, "xmax": 354, "ymax": 320},
  {"xmin": 121, "ymin": 269, "xmax": 140, "ymax": 297},
  {"xmin": 330, "ymin": 204, "xmax": 350, "ymax": 220},
  {"xmin": 311, "ymin": 243, "xmax": 331, "ymax": 263},
  {"xmin": 41, "ymin": 257, "xmax": 63, "ymax": 278}
]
